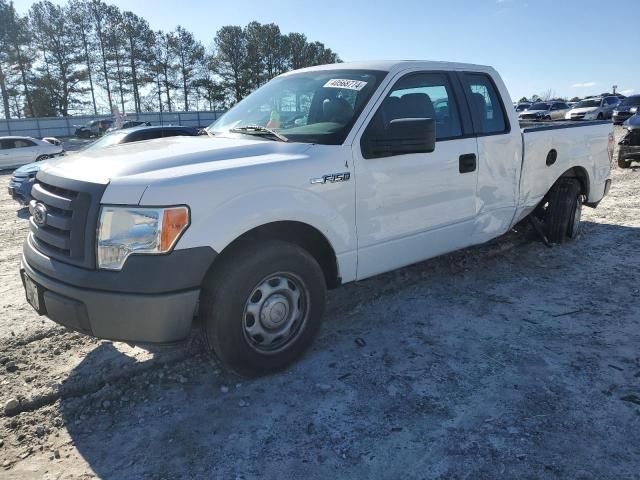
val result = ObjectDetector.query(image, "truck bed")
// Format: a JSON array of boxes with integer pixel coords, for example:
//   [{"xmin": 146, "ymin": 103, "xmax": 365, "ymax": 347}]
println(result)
[{"xmin": 513, "ymin": 119, "xmax": 613, "ymax": 224}]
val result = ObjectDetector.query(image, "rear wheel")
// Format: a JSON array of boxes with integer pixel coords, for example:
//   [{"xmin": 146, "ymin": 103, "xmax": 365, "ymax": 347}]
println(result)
[
  {"xmin": 200, "ymin": 240, "xmax": 327, "ymax": 377},
  {"xmin": 542, "ymin": 178, "xmax": 584, "ymax": 244},
  {"xmin": 597, "ymin": 112, "xmax": 604, "ymax": 120}
]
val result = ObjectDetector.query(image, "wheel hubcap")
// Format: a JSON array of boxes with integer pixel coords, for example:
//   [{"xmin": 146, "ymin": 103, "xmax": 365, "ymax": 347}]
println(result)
[{"xmin": 243, "ymin": 273, "xmax": 308, "ymax": 353}]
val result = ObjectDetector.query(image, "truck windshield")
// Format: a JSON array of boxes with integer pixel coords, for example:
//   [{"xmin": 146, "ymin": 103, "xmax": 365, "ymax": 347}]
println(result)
[{"xmin": 207, "ymin": 69, "xmax": 387, "ymax": 145}]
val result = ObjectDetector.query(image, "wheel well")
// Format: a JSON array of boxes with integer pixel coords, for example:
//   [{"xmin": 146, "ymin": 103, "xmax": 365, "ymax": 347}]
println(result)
[
  {"xmin": 212, "ymin": 221, "xmax": 340, "ymax": 289},
  {"xmin": 560, "ymin": 166, "xmax": 589, "ymax": 198}
]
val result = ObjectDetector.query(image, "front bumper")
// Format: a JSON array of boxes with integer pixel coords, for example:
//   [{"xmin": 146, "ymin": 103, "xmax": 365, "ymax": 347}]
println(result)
[{"xmin": 21, "ymin": 234, "xmax": 217, "ymax": 343}]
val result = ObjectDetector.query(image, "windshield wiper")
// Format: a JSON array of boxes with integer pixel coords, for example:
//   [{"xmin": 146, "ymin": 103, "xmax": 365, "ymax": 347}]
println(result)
[{"xmin": 229, "ymin": 125, "xmax": 289, "ymax": 142}]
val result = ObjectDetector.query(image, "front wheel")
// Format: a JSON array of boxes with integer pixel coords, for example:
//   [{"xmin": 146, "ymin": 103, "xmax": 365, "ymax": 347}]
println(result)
[
  {"xmin": 35, "ymin": 155, "xmax": 49, "ymax": 162},
  {"xmin": 200, "ymin": 240, "xmax": 327, "ymax": 377}
]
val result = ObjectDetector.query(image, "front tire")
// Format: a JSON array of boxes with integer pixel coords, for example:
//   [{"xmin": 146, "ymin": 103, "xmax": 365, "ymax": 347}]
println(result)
[
  {"xmin": 35, "ymin": 155, "xmax": 49, "ymax": 162},
  {"xmin": 200, "ymin": 240, "xmax": 327, "ymax": 377},
  {"xmin": 543, "ymin": 178, "xmax": 583, "ymax": 244}
]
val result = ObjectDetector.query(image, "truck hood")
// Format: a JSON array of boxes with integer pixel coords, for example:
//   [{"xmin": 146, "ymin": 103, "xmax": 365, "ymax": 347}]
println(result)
[{"xmin": 41, "ymin": 135, "xmax": 313, "ymax": 184}]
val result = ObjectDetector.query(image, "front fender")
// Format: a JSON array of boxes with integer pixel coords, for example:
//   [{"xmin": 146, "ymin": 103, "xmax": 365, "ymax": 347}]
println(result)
[{"xmin": 179, "ymin": 185, "xmax": 354, "ymax": 256}]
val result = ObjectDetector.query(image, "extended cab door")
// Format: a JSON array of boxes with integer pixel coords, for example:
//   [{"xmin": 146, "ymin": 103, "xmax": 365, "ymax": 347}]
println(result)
[
  {"xmin": 458, "ymin": 71, "xmax": 522, "ymax": 240},
  {"xmin": 352, "ymin": 71, "xmax": 479, "ymax": 279}
]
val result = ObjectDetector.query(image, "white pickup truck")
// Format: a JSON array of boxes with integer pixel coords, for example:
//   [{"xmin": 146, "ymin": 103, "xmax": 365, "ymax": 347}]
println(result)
[{"xmin": 20, "ymin": 61, "xmax": 614, "ymax": 376}]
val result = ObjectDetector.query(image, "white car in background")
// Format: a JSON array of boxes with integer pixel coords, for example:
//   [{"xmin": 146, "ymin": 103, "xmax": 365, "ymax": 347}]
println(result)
[
  {"xmin": 565, "ymin": 96, "xmax": 620, "ymax": 121},
  {"xmin": 0, "ymin": 136, "xmax": 64, "ymax": 170}
]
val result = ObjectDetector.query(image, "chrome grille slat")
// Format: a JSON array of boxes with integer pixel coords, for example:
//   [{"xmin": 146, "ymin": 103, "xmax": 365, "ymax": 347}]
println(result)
[
  {"xmin": 29, "ymin": 218, "xmax": 71, "ymax": 250},
  {"xmin": 31, "ymin": 183, "xmax": 74, "ymax": 210}
]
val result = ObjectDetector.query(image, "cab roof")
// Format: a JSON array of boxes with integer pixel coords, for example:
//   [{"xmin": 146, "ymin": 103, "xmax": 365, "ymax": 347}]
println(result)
[{"xmin": 280, "ymin": 60, "xmax": 496, "ymax": 76}]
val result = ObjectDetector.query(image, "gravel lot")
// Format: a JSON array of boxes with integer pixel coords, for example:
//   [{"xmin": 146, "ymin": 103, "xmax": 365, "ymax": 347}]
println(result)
[{"xmin": 0, "ymin": 128, "xmax": 639, "ymax": 479}]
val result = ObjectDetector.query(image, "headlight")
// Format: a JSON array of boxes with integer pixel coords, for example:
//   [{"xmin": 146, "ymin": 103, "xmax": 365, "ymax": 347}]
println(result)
[
  {"xmin": 631, "ymin": 107, "xmax": 638, "ymax": 114},
  {"xmin": 97, "ymin": 206, "xmax": 189, "ymax": 270}
]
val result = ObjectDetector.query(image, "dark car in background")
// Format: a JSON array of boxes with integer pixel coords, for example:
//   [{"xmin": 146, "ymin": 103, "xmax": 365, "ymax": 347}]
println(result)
[
  {"xmin": 612, "ymin": 95, "xmax": 640, "ymax": 125},
  {"xmin": 9, "ymin": 125, "xmax": 201, "ymax": 206},
  {"xmin": 618, "ymin": 114, "xmax": 640, "ymax": 168},
  {"xmin": 73, "ymin": 119, "xmax": 114, "ymax": 138}
]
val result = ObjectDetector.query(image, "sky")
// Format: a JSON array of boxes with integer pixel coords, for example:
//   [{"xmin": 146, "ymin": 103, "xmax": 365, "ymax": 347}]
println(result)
[{"xmin": 12, "ymin": 0, "xmax": 640, "ymax": 101}]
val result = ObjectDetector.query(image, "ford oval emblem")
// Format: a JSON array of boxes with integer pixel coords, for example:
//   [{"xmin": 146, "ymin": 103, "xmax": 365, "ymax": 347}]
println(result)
[{"xmin": 33, "ymin": 203, "xmax": 47, "ymax": 226}]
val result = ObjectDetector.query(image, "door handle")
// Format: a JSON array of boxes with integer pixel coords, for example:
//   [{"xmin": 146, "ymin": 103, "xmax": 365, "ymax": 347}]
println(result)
[{"xmin": 459, "ymin": 153, "xmax": 477, "ymax": 173}]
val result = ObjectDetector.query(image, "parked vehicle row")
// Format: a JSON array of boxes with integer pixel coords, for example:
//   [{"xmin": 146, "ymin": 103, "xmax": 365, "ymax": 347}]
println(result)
[
  {"xmin": 18, "ymin": 60, "xmax": 614, "ymax": 376},
  {"xmin": 8, "ymin": 125, "xmax": 200, "ymax": 205},
  {"xmin": 517, "ymin": 95, "xmax": 622, "ymax": 122}
]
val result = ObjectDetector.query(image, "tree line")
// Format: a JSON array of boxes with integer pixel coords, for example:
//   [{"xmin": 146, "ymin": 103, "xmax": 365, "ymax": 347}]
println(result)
[{"xmin": 0, "ymin": 0, "xmax": 341, "ymax": 119}]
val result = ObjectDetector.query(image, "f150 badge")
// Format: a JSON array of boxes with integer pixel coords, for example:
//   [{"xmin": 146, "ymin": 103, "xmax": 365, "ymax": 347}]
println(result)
[{"xmin": 310, "ymin": 172, "xmax": 351, "ymax": 185}]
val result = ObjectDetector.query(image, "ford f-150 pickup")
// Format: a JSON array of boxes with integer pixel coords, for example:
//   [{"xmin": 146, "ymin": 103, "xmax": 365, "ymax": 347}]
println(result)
[{"xmin": 19, "ymin": 61, "xmax": 614, "ymax": 376}]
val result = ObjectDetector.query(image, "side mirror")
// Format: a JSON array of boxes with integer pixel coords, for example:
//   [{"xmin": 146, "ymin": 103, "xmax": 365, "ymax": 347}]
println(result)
[{"xmin": 362, "ymin": 118, "xmax": 436, "ymax": 159}]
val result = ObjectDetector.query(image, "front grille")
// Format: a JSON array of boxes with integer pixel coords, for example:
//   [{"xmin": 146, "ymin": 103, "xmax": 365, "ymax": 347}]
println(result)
[{"xmin": 29, "ymin": 170, "xmax": 106, "ymax": 269}]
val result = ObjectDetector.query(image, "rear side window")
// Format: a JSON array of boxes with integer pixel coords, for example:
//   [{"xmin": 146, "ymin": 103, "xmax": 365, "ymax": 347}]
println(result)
[
  {"xmin": 606, "ymin": 97, "xmax": 619, "ymax": 106},
  {"xmin": 462, "ymin": 73, "xmax": 508, "ymax": 135},
  {"xmin": 14, "ymin": 139, "xmax": 35, "ymax": 148}
]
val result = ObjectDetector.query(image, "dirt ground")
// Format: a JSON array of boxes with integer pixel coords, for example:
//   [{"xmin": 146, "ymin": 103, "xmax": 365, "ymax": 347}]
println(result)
[{"xmin": 0, "ymin": 128, "xmax": 639, "ymax": 479}]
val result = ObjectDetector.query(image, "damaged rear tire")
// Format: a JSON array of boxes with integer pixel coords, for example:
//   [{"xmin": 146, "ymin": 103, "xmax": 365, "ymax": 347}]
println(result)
[{"xmin": 542, "ymin": 178, "xmax": 583, "ymax": 244}]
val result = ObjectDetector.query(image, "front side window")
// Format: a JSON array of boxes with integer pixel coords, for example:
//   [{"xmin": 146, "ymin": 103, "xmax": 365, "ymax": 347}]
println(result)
[
  {"xmin": 0, "ymin": 140, "xmax": 14, "ymax": 150},
  {"xmin": 463, "ymin": 73, "xmax": 507, "ymax": 134},
  {"xmin": 363, "ymin": 72, "xmax": 463, "ymax": 144},
  {"xmin": 208, "ymin": 69, "xmax": 387, "ymax": 145}
]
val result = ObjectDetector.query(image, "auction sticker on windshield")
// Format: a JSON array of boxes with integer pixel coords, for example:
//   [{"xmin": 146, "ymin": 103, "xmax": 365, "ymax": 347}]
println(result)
[{"xmin": 324, "ymin": 79, "xmax": 368, "ymax": 91}]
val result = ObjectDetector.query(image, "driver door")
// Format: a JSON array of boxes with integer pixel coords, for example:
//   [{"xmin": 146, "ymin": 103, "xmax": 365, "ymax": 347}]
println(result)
[{"xmin": 353, "ymin": 71, "xmax": 479, "ymax": 279}]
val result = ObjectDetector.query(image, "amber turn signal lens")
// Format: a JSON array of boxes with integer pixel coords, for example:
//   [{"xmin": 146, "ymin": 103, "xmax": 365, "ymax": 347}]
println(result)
[{"xmin": 160, "ymin": 207, "xmax": 189, "ymax": 251}]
